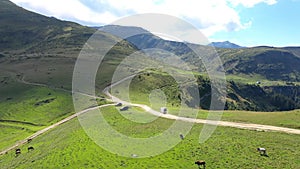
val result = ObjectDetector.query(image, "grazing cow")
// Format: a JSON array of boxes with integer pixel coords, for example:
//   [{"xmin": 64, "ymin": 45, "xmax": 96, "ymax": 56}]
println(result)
[
  {"xmin": 27, "ymin": 138, "xmax": 32, "ymax": 143},
  {"xmin": 28, "ymin": 146, "xmax": 34, "ymax": 152},
  {"xmin": 115, "ymin": 103, "xmax": 122, "ymax": 107},
  {"xmin": 195, "ymin": 160, "xmax": 206, "ymax": 169},
  {"xmin": 257, "ymin": 147, "xmax": 267, "ymax": 156},
  {"xmin": 179, "ymin": 134, "xmax": 184, "ymax": 140},
  {"xmin": 120, "ymin": 106, "xmax": 129, "ymax": 111},
  {"xmin": 15, "ymin": 148, "xmax": 21, "ymax": 156},
  {"xmin": 131, "ymin": 154, "xmax": 138, "ymax": 158}
]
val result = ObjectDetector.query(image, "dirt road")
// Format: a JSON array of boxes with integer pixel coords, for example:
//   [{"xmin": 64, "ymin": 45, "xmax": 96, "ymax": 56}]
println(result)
[
  {"xmin": 104, "ymin": 77, "xmax": 300, "ymax": 135},
  {"xmin": 0, "ymin": 104, "xmax": 114, "ymax": 156}
]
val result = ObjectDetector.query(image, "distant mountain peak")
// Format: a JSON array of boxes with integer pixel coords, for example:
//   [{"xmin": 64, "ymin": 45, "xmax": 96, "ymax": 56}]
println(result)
[{"xmin": 208, "ymin": 41, "xmax": 243, "ymax": 49}]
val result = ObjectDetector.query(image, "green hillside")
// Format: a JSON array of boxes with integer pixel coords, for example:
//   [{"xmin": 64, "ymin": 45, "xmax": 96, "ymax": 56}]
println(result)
[
  {"xmin": 118, "ymin": 71, "xmax": 300, "ymax": 111},
  {"xmin": 1, "ymin": 107, "xmax": 300, "ymax": 169},
  {"xmin": 0, "ymin": 72, "xmax": 73, "ymax": 150},
  {"xmin": 0, "ymin": 0, "xmax": 94, "ymax": 55},
  {"xmin": 0, "ymin": 0, "xmax": 138, "ymax": 90},
  {"xmin": 218, "ymin": 47, "xmax": 300, "ymax": 81},
  {"xmin": 0, "ymin": 0, "xmax": 137, "ymax": 152}
]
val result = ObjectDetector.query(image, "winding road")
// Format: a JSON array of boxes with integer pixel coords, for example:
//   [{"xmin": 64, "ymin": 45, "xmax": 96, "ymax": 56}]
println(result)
[
  {"xmin": 1, "ymin": 73, "xmax": 300, "ymax": 156},
  {"xmin": 104, "ymin": 76, "xmax": 300, "ymax": 135}
]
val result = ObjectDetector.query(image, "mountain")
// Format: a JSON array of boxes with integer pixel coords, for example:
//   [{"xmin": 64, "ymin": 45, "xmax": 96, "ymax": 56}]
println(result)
[
  {"xmin": 208, "ymin": 41, "xmax": 242, "ymax": 48},
  {"xmin": 98, "ymin": 25, "xmax": 300, "ymax": 82},
  {"xmin": 2, "ymin": 0, "xmax": 300, "ymax": 83},
  {"xmin": 0, "ymin": 0, "xmax": 137, "ymax": 90},
  {"xmin": 0, "ymin": 0, "xmax": 95, "ymax": 56},
  {"xmin": 99, "ymin": 25, "xmax": 194, "ymax": 56},
  {"xmin": 1, "ymin": 0, "xmax": 300, "ymax": 111},
  {"xmin": 283, "ymin": 46, "xmax": 300, "ymax": 58}
]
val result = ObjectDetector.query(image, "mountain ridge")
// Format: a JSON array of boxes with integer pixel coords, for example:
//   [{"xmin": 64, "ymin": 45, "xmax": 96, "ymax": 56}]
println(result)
[
  {"xmin": 1, "ymin": 0, "xmax": 300, "ymax": 112},
  {"xmin": 208, "ymin": 41, "xmax": 243, "ymax": 48},
  {"xmin": 0, "ymin": 0, "xmax": 96, "ymax": 55}
]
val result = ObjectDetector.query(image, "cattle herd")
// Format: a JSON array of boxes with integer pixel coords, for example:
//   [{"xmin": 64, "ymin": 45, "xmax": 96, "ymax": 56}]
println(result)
[
  {"xmin": 15, "ymin": 146, "xmax": 34, "ymax": 156},
  {"xmin": 14, "ymin": 140, "xmax": 267, "ymax": 169}
]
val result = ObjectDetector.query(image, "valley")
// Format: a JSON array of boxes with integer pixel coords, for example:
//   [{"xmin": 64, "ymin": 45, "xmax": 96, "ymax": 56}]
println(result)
[{"xmin": 0, "ymin": 0, "xmax": 300, "ymax": 168}]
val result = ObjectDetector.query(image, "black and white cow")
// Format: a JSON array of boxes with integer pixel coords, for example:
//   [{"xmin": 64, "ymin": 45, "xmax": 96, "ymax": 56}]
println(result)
[
  {"xmin": 195, "ymin": 160, "xmax": 206, "ymax": 169},
  {"xmin": 257, "ymin": 147, "xmax": 267, "ymax": 156}
]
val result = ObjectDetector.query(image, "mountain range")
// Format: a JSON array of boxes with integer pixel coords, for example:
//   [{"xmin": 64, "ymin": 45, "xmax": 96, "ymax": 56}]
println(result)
[
  {"xmin": 98, "ymin": 25, "xmax": 300, "ymax": 82},
  {"xmin": 1, "ymin": 0, "xmax": 300, "ymax": 111}
]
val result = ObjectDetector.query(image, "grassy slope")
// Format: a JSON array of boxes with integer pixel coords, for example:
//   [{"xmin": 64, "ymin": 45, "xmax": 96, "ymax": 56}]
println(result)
[
  {"xmin": 1, "ymin": 66, "xmax": 299, "ymax": 154},
  {"xmin": 185, "ymin": 108, "xmax": 300, "ymax": 129},
  {"xmin": 221, "ymin": 110, "xmax": 300, "ymax": 129},
  {"xmin": 218, "ymin": 47, "xmax": 300, "ymax": 82},
  {"xmin": 0, "ymin": 0, "xmax": 95, "ymax": 54},
  {"xmin": 0, "ymin": 106, "xmax": 299, "ymax": 169},
  {"xmin": 0, "ymin": 4, "xmax": 138, "ymax": 152},
  {"xmin": 111, "ymin": 71, "xmax": 300, "ymax": 129},
  {"xmin": 0, "ymin": 0, "xmax": 138, "ymax": 91},
  {"xmin": 113, "ymin": 71, "xmax": 300, "ymax": 111},
  {"xmin": 0, "ymin": 70, "xmax": 73, "ymax": 150}
]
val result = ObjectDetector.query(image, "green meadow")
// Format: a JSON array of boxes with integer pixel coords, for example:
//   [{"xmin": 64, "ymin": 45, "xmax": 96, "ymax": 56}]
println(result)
[
  {"xmin": 0, "ymin": 106, "xmax": 299, "ymax": 169},
  {"xmin": 0, "ymin": 71, "xmax": 73, "ymax": 150}
]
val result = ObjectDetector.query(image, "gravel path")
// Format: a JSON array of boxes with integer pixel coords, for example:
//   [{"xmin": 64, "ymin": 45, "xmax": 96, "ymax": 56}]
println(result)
[{"xmin": 104, "ymin": 77, "xmax": 300, "ymax": 135}]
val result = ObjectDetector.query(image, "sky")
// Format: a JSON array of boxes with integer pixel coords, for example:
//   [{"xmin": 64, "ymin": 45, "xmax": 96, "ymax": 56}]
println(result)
[{"xmin": 10, "ymin": 0, "xmax": 300, "ymax": 47}]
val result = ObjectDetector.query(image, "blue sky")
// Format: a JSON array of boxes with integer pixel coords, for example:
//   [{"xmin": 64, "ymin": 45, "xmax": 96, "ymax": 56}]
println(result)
[
  {"xmin": 10, "ymin": 0, "xmax": 300, "ymax": 47},
  {"xmin": 210, "ymin": 0, "xmax": 300, "ymax": 47}
]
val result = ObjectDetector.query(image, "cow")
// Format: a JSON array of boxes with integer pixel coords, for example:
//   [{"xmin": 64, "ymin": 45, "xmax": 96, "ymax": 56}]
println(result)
[
  {"xmin": 27, "ymin": 138, "xmax": 32, "ymax": 143},
  {"xmin": 120, "ymin": 106, "xmax": 129, "ymax": 111},
  {"xmin": 179, "ymin": 134, "xmax": 184, "ymax": 140},
  {"xmin": 28, "ymin": 146, "xmax": 34, "ymax": 152},
  {"xmin": 195, "ymin": 160, "xmax": 206, "ymax": 169},
  {"xmin": 15, "ymin": 148, "xmax": 21, "ymax": 156},
  {"xmin": 131, "ymin": 154, "xmax": 138, "ymax": 158},
  {"xmin": 257, "ymin": 147, "xmax": 268, "ymax": 156},
  {"xmin": 115, "ymin": 103, "xmax": 122, "ymax": 107}
]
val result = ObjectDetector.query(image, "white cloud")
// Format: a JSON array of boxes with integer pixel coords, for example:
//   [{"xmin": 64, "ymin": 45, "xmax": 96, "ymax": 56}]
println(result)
[
  {"xmin": 228, "ymin": 0, "xmax": 277, "ymax": 8},
  {"xmin": 11, "ymin": 0, "xmax": 119, "ymax": 25},
  {"xmin": 10, "ymin": 0, "xmax": 277, "ymax": 37}
]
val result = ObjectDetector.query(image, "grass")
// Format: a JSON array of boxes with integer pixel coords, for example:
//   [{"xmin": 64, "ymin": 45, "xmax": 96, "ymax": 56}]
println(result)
[
  {"xmin": 110, "ymin": 71, "xmax": 300, "ymax": 129},
  {"xmin": 226, "ymin": 74, "xmax": 300, "ymax": 86},
  {"xmin": 0, "ymin": 86, "xmax": 73, "ymax": 125},
  {"xmin": 111, "ymin": 71, "xmax": 184, "ymax": 108},
  {"xmin": 0, "ymin": 58, "xmax": 76, "ymax": 90},
  {"xmin": 125, "ymin": 104, "xmax": 300, "ymax": 130},
  {"xmin": 0, "ymin": 71, "xmax": 74, "ymax": 151},
  {"xmin": 150, "ymin": 106, "xmax": 300, "ymax": 129},
  {"xmin": 0, "ymin": 106, "xmax": 299, "ymax": 168},
  {"xmin": 0, "ymin": 41, "xmax": 137, "ymax": 152},
  {"xmin": 221, "ymin": 109, "xmax": 300, "ymax": 129},
  {"xmin": 0, "ymin": 123, "xmax": 43, "ymax": 151},
  {"xmin": 115, "ymin": 106, "xmax": 159, "ymax": 124}
]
